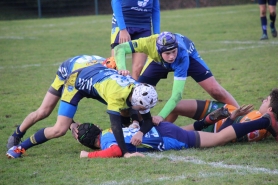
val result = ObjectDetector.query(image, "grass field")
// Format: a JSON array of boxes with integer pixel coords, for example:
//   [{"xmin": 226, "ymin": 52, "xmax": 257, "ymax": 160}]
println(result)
[{"xmin": 1, "ymin": 4, "xmax": 278, "ymax": 185}]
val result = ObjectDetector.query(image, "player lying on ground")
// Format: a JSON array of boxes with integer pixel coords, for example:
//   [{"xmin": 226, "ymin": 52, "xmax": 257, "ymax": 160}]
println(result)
[
  {"xmin": 72, "ymin": 102, "xmax": 278, "ymax": 158},
  {"xmin": 6, "ymin": 62, "xmax": 158, "ymax": 159},
  {"xmin": 165, "ymin": 88, "xmax": 278, "ymax": 142},
  {"xmin": 6, "ymin": 55, "xmax": 117, "ymax": 149}
]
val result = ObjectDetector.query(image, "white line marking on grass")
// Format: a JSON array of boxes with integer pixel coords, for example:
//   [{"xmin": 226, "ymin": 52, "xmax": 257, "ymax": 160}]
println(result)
[
  {"xmin": 0, "ymin": 36, "xmax": 36, "ymax": 40},
  {"xmin": 147, "ymin": 153, "xmax": 278, "ymax": 175}
]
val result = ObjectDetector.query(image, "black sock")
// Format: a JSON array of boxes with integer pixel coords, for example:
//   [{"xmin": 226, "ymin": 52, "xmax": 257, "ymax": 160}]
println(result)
[
  {"xmin": 218, "ymin": 118, "xmax": 234, "ymax": 132},
  {"xmin": 193, "ymin": 119, "xmax": 206, "ymax": 131},
  {"xmin": 232, "ymin": 117, "xmax": 269, "ymax": 139}
]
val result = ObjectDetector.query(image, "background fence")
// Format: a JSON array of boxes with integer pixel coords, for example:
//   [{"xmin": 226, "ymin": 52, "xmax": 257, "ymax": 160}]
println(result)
[{"xmin": 1, "ymin": 0, "xmax": 256, "ymax": 20}]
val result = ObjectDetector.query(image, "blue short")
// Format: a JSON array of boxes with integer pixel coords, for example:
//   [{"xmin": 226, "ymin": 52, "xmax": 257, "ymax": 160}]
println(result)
[
  {"xmin": 155, "ymin": 122, "xmax": 200, "ymax": 148},
  {"xmin": 258, "ymin": 0, "xmax": 277, "ymax": 5},
  {"xmin": 111, "ymin": 27, "xmax": 151, "ymax": 49},
  {"xmin": 138, "ymin": 59, "xmax": 213, "ymax": 86}
]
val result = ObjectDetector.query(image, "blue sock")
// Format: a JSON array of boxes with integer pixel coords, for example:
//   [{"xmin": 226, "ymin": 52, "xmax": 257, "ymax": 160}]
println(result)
[
  {"xmin": 261, "ymin": 16, "xmax": 267, "ymax": 35},
  {"xmin": 12, "ymin": 126, "xmax": 26, "ymax": 138},
  {"xmin": 232, "ymin": 117, "xmax": 269, "ymax": 139},
  {"xmin": 20, "ymin": 128, "xmax": 48, "ymax": 150}
]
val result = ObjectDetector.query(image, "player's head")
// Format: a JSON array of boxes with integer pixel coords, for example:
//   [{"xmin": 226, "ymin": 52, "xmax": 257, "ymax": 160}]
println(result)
[
  {"xmin": 102, "ymin": 57, "xmax": 117, "ymax": 70},
  {"xmin": 269, "ymin": 88, "xmax": 278, "ymax": 116},
  {"xmin": 131, "ymin": 83, "xmax": 158, "ymax": 114},
  {"xmin": 259, "ymin": 88, "xmax": 278, "ymax": 117},
  {"xmin": 156, "ymin": 32, "xmax": 178, "ymax": 54},
  {"xmin": 77, "ymin": 123, "xmax": 101, "ymax": 149}
]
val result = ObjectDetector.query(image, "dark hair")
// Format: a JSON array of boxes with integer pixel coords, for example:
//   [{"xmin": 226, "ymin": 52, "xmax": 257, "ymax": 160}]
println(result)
[
  {"xmin": 77, "ymin": 123, "xmax": 101, "ymax": 149},
  {"xmin": 269, "ymin": 88, "xmax": 278, "ymax": 119}
]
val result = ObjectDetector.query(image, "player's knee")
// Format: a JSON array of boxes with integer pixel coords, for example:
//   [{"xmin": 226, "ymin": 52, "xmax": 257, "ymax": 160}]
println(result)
[
  {"xmin": 51, "ymin": 129, "xmax": 67, "ymax": 137},
  {"xmin": 208, "ymin": 87, "xmax": 226, "ymax": 100},
  {"xmin": 37, "ymin": 108, "xmax": 52, "ymax": 119}
]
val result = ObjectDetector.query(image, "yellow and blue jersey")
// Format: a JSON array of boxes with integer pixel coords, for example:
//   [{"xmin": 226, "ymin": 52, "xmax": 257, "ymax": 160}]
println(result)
[
  {"xmin": 59, "ymin": 64, "xmax": 139, "ymax": 118},
  {"xmin": 128, "ymin": 33, "xmax": 210, "ymax": 80},
  {"xmin": 50, "ymin": 55, "xmax": 106, "ymax": 96}
]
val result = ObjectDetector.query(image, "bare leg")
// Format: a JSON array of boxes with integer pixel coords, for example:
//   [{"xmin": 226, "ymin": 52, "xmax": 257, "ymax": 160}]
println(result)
[
  {"xmin": 131, "ymin": 52, "xmax": 147, "ymax": 80},
  {"xmin": 198, "ymin": 126, "xmax": 237, "ymax": 147},
  {"xmin": 19, "ymin": 92, "xmax": 60, "ymax": 132},
  {"xmin": 165, "ymin": 99, "xmax": 198, "ymax": 122},
  {"xmin": 198, "ymin": 76, "xmax": 239, "ymax": 108},
  {"xmin": 44, "ymin": 115, "xmax": 72, "ymax": 139}
]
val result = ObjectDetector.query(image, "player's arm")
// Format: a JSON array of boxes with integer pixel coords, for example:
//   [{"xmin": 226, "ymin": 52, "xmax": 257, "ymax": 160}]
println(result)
[
  {"xmin": 108, "ymin": 113, "xmax": 128, "ymax": 156},
  {"xmin": 158, "ymin": 79, "xmax": 186, "ymax": 119},
  {"xmin": 114, "ymin": 42, "xmax": 133, "ymax": 70},
  {"xmin": 152, "ymin": 0, "xmax": 160, "ymax": 34},
  {"xmin": 130, "ymin": 112, "xmax": 153, "ymax": 146},
  {"xmin": 111, "ymin": 0, "xmax": 126, "ymax": 30},
  {"xmin": 88, "ymin": 145, "xmax": 122, "ymax": 158}
]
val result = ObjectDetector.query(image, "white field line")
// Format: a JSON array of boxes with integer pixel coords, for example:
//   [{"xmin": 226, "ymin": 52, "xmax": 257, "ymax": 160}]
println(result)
[
  {"xmin": 147, "ymin": 153, "xmax": 278, "ymax": 175},
  {"xmin": 99, "ymin": 153, "xmax": 278, "ymax": 185},
  {"xmin": 0, "ymin": 41, "xmax": 276, "ymax": 70},
  {"xmin": 0, "ymin": 8, "xmax": 256, "ymax": 31}
]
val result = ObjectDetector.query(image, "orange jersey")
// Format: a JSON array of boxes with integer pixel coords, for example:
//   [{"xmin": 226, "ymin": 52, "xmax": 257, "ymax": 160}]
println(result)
[{"xmin": 214, "ymin": 105, "xmax": 270, "ymax": 142}]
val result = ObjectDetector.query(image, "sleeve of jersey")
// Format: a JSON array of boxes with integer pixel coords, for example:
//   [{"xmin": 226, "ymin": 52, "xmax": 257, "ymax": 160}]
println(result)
[
  {"xmin": 152, "ymin": 0, "xmax": 160, "ymax": 34},
  {"xmin": 114, "ymin": 42, "xmax": 133, "ymax": 70},
  {"xmin": 158, "ymin": 79, "xmax": 186, "ymax": 119},
  {"xmin": 111, "ymin": 0, "xmax": 126, "ymax": 30},
  {"xmin": 88, "ymin": 145, "xmax": 122, "ymax": 158}
]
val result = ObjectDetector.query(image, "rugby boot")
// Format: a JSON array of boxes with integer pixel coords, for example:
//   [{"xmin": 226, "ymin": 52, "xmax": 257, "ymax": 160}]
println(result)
[
  {"xmin": 263, "ymin": 112, "xmax": 278, "ymax": 141},
  {"xmin": 204, "ymin": 107, "xmax": 230, "ymax": 125},
  {"xmin": 6, "ymin": 146, "xmax": 25, "ymax": 159}
]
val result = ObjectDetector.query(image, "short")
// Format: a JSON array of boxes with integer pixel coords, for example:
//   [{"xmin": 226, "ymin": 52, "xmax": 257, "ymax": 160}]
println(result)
[
  {"xmin": 48, "ymin": 74, "xmax": 64, "ymax": 97},
  {"xmin": 110, "ymin": 27, "xmax": 151, "ymax": 49},
  {"xmin": 258, "ymin": 0, "xmax": 277, "ymax": 5},
  {"xmin": 193, "ymin": 100, "xmax": 226, "ymax": 120},
  {"xmin": 156, "ymin": 122, "xmax": 200, "ymax": 148},
  {"xmin": 138, "ymin": 58, "xmax": 213, "ymax": 86}
]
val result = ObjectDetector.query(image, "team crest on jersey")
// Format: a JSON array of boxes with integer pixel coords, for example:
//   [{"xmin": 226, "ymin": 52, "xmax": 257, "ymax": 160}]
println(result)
[
  {"xmin": 67, "ymin": 85, "xmax": 74, "ymax": 92},
  {"xmin": 138, "ymin": 0, "xmax": 149, "ymax": 7},
  {"xmin": 132, "ymin": 41, "xmax": 138, "ymax": 48}
]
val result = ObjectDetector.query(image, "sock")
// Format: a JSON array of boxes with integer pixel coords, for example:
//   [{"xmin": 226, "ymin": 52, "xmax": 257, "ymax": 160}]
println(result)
[
  {"xmin": 218, "ymin": 118, "xmax": 234, "ymax": 132},
  {"xmin": 19, "ymin": 128, "xmax": 48, "ymax": 150},
  {"xmin": 12, "ymin": 126, "xmax": 26, "ymax": 138},
  {"xmin": 270, "ymin": 14, "xmax": 276, "ymax": 28},
  {"xmin": 232, "ymin": 117, "xmax": 269, "ymax": 139},
  {"xmin": 261, "ymin": 16, "xmax": 267, "ymax": 35},
  {"xmin": 193, "ymin": 119, "xmax": 206, "ymax": 131}
]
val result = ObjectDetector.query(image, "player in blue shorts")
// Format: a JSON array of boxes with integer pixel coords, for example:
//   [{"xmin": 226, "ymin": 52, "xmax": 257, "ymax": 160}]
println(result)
[
  {"xmin": 6, "ymin": 55, "xmax": 117, "ymax": 149},
  {"xmin": 258, "ymin": 0, "xmax": 277, "ymax": 40},
  {"xmin": 111, "ymin": 0, "xmax": 160, "ymax": 80},
  {"xmin": 6, "ymin": 63, "xmax": 158, "ymax": 159},
  {"xmin": 114, "ymin": 31, "xmax": 239, "ymax": 125},
  {"xmin": 73, "ymin": 99, "xmax": 278, "ymax": 158}
]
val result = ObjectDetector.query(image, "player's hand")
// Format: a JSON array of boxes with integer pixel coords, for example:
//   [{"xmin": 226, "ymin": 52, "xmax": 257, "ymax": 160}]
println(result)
[
  {"xmin": 130, "ymin": 131, "xmax": 143, "ymax": 146},
  {"xmin": 152, "ymin": 115, "xmax": 164, "ymax": 126},
  {"xmin": 230, "ymin": 104, "xmax": 254, "ymax": 120},
  {"xmin": 118, "ymin": 70, "xmax": 130, "ymax": 76},
  {"xmin": 124, "ymin": 152, "xmax": 145, "ymax": 158},
  {"xmin": 119, "ymin": 29, "xmax": 131, "ymax": 43},
  {"xmin": 70, "ymin": 122, "xmax": 80, "ymax": 140}
]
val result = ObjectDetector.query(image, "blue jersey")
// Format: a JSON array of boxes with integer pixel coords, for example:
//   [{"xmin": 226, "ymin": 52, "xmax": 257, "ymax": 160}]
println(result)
[
  {"xmin": 100, "ymin": 124, "xmax": 191, "ymax": 152},
  {"xmin": 111, "ymin": 0, "xmax": 160, "ymax": 32}
]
